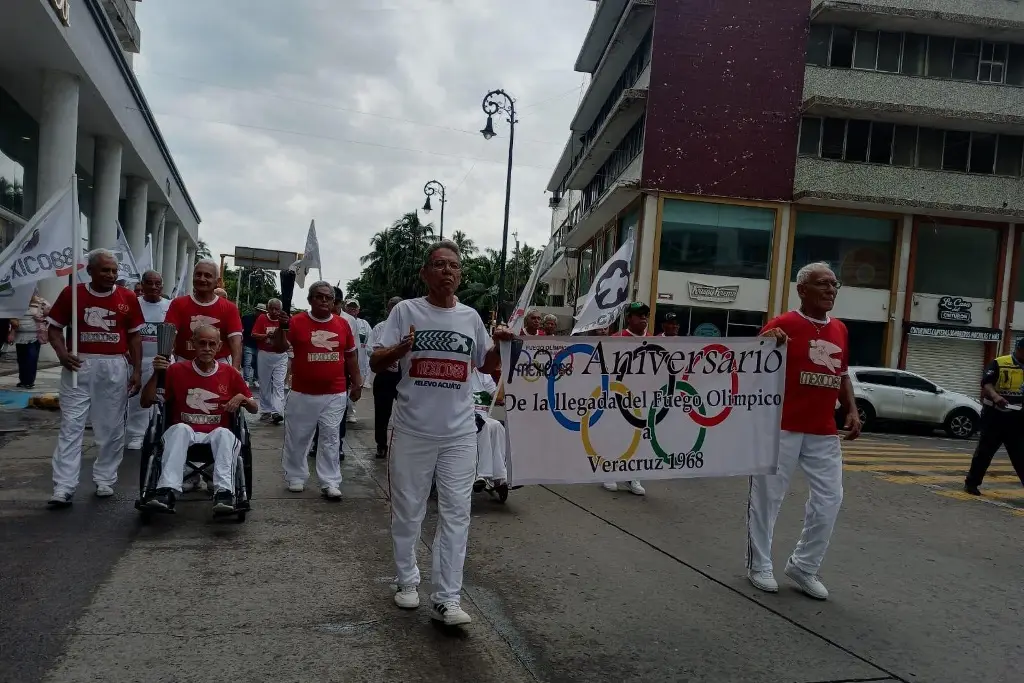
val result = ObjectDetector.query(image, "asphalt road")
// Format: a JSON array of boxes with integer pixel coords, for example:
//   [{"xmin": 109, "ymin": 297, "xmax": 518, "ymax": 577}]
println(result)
[{"xmin": 1, "ymin": 404, "xmax": 1021, "ymax": 683}]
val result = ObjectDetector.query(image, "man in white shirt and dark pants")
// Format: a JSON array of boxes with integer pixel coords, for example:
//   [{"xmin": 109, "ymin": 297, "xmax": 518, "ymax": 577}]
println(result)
[{"xmin": 372, "ymin": 241, "xmax": 510, "ymax": 627}]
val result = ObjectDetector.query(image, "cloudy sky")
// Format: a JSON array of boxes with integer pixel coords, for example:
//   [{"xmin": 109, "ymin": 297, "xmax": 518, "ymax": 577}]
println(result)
[{"xmin": 134, "ymin": 0, "xmax": 594, "ymax": 297}]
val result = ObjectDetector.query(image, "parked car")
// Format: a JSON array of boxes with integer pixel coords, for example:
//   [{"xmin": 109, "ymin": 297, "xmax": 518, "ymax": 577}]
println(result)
[{"xmin": 844, "ymin": 366, "xmax": 981, "ymax": 439}]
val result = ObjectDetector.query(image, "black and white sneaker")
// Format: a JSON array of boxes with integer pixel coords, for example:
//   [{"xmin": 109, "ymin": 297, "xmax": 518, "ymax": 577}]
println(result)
[
  {"xmin": 271, "ymin": 413, "xmax": 284, "ymax": 425},
  {"xmin": 213, "ymin": 490, "xmax": 235, "ymax": 512},
  {"xmin": 431, "ymin": 600, "xmax": 471, "ymax": 626},
  {"xmin": 145, "ymin": 488, "xmax": 175, "ymax": 512},
  {"xmin": 47, "ymin": 491, "xmax": 73, "ymax": 508}
]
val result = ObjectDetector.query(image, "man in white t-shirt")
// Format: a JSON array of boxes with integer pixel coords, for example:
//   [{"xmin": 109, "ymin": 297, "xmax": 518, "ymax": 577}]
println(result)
[
  {"xmin": 471, "ymin": 367, "xmax": 508, "ymax": 495},
  {"xmin": 126, "ymin": 270, "xmax": 172, "ymax": 450},
  {"xmin": 344, "ymin": 299, "xmax": 373, "ymax": 422},
  {"xmin": 372, "ymin": 240, "xmax": 511, "ymax": 627}
]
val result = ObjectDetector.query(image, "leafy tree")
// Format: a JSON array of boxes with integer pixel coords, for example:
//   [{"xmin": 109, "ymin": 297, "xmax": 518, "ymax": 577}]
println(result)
[
  {"xmin": 449, "ymin": 230, "xmax": 477, "ymax": 258},
  {"xmin": 222, "ymin": 266, "xmax": 281, "ymax": 316},
  {"xmin": 196, "ymin": 239, "xmax": 212, "ymax": 261}
]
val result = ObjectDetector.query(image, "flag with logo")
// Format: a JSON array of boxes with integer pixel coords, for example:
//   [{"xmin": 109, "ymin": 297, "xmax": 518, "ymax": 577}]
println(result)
[
  {"xmin": 0, "ymin": 178, "xmax": 83, "ymax": 294},
  {"xmin": 135, "ymin": 233, "xmax": 153, "ymax": 275},
  {"xmin": 571, "ymin": 230, "xmax": 635, "ymax": 335},
  {"xmin": 287, "ymin": 219, "xmax": 321, "ymax": 289},
  {"xmin": 170, "ymin": 256, "xmax": 189, "ymax": 297},
  {"xmin": 113, "ymin": 224, "xmax": 140, "ymax": 283},
  {"xmin": 508, "ymin": 239, "xmax": 556, "ymax": 334}
]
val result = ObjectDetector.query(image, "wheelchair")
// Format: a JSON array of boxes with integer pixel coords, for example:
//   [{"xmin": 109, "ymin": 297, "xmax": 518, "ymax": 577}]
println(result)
[
  {"xmin": 472, "ymin": 412, "xmax": 510, "ymax": 504},
  {"xmin": 134, "ymin": 405, "xmax": 254, "ymax": 523}
]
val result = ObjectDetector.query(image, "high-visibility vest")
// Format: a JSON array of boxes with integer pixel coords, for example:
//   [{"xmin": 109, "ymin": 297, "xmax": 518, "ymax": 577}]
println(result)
[{"xmin": 992, "ymin": 355, "xmax": 1024, "ymax": 399}]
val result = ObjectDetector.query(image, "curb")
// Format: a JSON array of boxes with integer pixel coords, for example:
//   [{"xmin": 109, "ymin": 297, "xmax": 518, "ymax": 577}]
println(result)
[{"xmin": 28, "ymin": 394, "xmax": 60, "ymax": 410}]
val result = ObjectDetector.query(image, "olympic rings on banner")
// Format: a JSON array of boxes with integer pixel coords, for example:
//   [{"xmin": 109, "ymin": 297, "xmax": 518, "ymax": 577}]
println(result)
[
  {"xmin": 581, "ymin": 381, "xmax": 642, "ymax": 461},
  {"xmin": 548, "ymin": 344, "xmax": 598, "ymax": 431},
  {"xmin": 648, "ymin": 380, "xmax": 707, "ymax": 463},
  {"xmin": 681, "ymin": 342, "xmax": 739, "ymax": 428},
  {"xmin": 518, "ymin": 348, "xmax": 574, "ymax": 384}
]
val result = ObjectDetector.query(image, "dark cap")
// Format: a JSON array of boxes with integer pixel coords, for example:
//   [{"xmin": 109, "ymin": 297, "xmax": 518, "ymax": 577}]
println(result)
[
  {"xmin": 663, "ymin": 313, "xmax": 678, "ymax": 322},
  {"xmin": 626, "ymin": 301, "xmax": 650, "ymax": 316}
]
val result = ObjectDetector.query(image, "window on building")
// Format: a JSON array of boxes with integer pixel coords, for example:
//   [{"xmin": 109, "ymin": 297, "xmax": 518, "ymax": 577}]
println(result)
[
  {"xmin": 618, "ymin": 207, "xmax": 639, "ymax": 248},
  {"xmin": 1008, "ymin": 44, "xmax": 1024, "ymax": 85},
  {"xmin": 659, "ymin": 200, "xmax": 775, "ymax": 279},
  {"xmin": 821, "ymin": 118, "xmax": 846, "ymax": 159},
  {"xmin": 952, "ymin": 39, "xmax": 982, "ymax": 80},
  {"xmin": 578, "ymin": 244, "xmax": 594, "ymax": 296},
  {"xmin": 870, "ymin": 123, "xmax": 895, "ymax": 164},
  {"xmin": 845, "ymin": 120, "xmax": 870, "ymax": 162},
  {"xmin": 798, "ymin": 117, "xmax": 822, "ymax": 156},
  {"xmin": 969, "ymin": 133, "xmax": 997, "ymax": 174},
  {"xmin": 917, "ymin": 128, "xmax": 944, "ymax": 170},
  {"xmin": 996, "ymin": 135, "xmax": 1024, "ymax": 176},
  {"xmin": 854, "ymin": 30, "xmax": 878, "ymax": 70},
  {"xmin": 893, "ymin": 125, "xmax": 918, "ymax": 166},
  {"xmin": 901, "ymin": 33, "xmax": 927, "ymax": 76},
  {"xmin": 877, "ymin": 32, "xmax": 902, "ymax": 72},
  {"xmin": 791, "ymin": 212, "xmax": 896, "ymax": 289},
  {"xmin": 0, "ymin": 86, "xmax": 39, "ymax": 218},
  {"xmin": 807, "ymin": 25, "xmax": 832, "ymax": 66},
  {"xmin": 979, "ymin": 42, "xmax": 1007, "ymax": 83},
  {"xmin": 926, "ymin": 36, "xmax": 955, "ymax": 78},
  {"xmin": 942, "ymin": 130, "xmax": 971, "ymax": 172},
  {"xmin": 830, "ymin": 27, "xmax": 855, "ymax": 68},
  {"xmin": 914, "ymin": 223, "xmax": 999, "ymax": 298}
]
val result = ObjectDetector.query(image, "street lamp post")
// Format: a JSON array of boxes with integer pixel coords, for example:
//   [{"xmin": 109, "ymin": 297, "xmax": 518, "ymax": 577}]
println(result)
[
  {"xmin": 421, "ymin": 179, "xmax": 447, "ymax": 240},
  {"xmin": 480, "ymin": 88, "xmax": 517, "ymax": 323}
]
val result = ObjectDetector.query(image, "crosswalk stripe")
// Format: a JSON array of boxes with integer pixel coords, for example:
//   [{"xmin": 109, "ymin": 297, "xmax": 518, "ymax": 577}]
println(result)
[
  {"xmin": 878, "ymin": 474, "xmax": 1022, "ymax": 485},
  {"xmin": 843, "ymin": 463, "xmax": 1016, "ymax": 473},
  {"xmin": 844, "ymin": 456, "xmax": 974, "ymax": 464}
]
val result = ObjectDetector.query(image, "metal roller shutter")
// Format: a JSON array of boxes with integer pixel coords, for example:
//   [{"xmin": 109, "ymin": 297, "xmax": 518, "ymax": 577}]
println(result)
[{"xmin": 905, "ymin": 336, "xmax": 986, "ymax": 398}]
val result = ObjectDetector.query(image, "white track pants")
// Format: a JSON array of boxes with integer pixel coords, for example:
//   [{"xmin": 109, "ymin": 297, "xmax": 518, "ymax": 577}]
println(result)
[
  {"xmin": 126, "ymin": 363, "xmax": 156, "ymax": 445},
  {"xmin": 389, "ymin": 429, "xmax": 477, "ymax": 604},
  {"xmin": 475, "ymin": 416, "xmax": 508, "ymax": 481},
  {"xmin": 281, "ymin": 391, "xmax": 347, "ymax": 488},
  {"xmin": 51, "ymin": 356, "xmax": 129, "ymax": 495},
  {"xmin": 746, "ymin": 430, "xmax": 844, "ymax": 574},
  {"xmin": 158, "ymin": 424, "xmax": 239, "ymax": 493},
  {"xmin": 257, "ymin": 351, "xmax": 288, "ymax": 415}
]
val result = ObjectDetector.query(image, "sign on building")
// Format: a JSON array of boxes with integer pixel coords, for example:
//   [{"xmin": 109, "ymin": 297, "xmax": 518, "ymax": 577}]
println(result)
[
  {"xmin": 908, "ymin": 323, "xmax": 1000, "ymax": 342},
  {"xmin": 49, "ymin": 0, "xmax": 71, "ymax": 26},
  {"xmin": 233, "ymin": 247, "xmax": 301, "ymax": 271},
  {"xmin": 688, "ymin": 281, "xmax": 739, "ymax": 303},
  {"xmin": 937, "ymin": 296, "xmax": 972, "ymax": 324}
]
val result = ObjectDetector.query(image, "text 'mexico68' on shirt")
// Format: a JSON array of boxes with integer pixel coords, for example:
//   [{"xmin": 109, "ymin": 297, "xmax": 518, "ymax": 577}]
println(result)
[
  {"xmin": 164, "ymin": 294, "xmax": 243, "ymax": 361},
  {"xmin": 47, "ymin": 283, "xmax": 145, "ymax": 355},
  {"xmin": 286, "ymin": 311, "xmax": 357, "ymax": 395},
  {"xmin": 761, "ymin": 310, "xmax": 849, "ymax": 436},
  {"xmin": 164, "ymin": 360, "xmax": 251, "ymax": 433},
  {"xmin": 139, "ymin": 297, "xmax": 172, "ymax": 361},
  {"xmin": 375, "ymin": 298, "xmax": 492, "ymax": 439}
]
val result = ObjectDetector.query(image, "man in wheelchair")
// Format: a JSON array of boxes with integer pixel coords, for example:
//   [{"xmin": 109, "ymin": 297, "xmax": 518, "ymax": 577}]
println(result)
[
  {"xmin": 139, "ymin": 325, "xmax": 257, "ymax": 512},
  {"xmin": 472, "ymin": 366, "xmax": 509, "ymax": 499}
]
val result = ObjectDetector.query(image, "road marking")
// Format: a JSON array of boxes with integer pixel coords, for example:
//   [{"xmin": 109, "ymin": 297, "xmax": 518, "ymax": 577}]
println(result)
[{"xmin": 840, "ymin": 439, "xmax": 1023, "ymax": 513}]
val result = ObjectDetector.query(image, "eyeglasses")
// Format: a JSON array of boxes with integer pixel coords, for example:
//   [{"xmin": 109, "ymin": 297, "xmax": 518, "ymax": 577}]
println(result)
[
  {"xmin": 429, "ymin": 259, "xmax": 462, "ymax": 272},
  {"xmin": 809, "ymin": 278, "xmax": 842, "ymax": 290},
  {"xmin": 311, "ymin": 292, "xmax": 334, "ymax": 301}
]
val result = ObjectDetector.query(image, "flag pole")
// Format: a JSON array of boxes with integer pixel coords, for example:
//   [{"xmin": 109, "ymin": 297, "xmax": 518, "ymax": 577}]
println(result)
[{"xmin": 70, "ymin": 175, "xmax": 80, "ymax": 389}]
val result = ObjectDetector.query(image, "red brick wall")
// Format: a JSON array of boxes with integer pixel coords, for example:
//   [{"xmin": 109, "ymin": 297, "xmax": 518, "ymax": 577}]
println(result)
[{"xmin": 641, "ymin": 0, "xmax": 808, "ymax": 201}]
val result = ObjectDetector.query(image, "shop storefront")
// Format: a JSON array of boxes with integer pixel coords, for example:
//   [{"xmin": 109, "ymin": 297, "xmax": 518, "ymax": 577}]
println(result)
[
  {"xmin": 786, "ymin": 210, "xmax": 898, "ymax": 367},
  {"xmin": 652, "ymin": 198, "xmax": 778, "ymax": 334},
  {"xmin": 902, "ymin": 221, "xmax": 1005, "ymax": 396}
]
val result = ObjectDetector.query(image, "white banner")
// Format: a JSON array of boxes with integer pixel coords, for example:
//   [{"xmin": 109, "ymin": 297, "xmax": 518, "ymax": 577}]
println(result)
[
  {"xmin": 0, "ymin": 178, "xmax": 82, "ymax": 294},
  {"xmin": 113, "ymin": 224, "xmax": 140, "ymax": 283},
  {"xmin": 170, "ymin": 255, "xmax": 189, "ymax": 297},
  {"xmin": 288, "ymin": 219, "xmax": 321, "ymax": 289},
  {"xmin": 572, "ymin": 230, "xmax": 634, "ymax": 335},
  {"xmin": 508, "ymin": 240, "xmax": 556, "ymax": 334},
  {"xmin": 135, "ymin": 234, "xmax": 153, "ymax": 276},
  {"xmin": 501, "ymin": 336, "xmax": 784, "ymax": 485}
]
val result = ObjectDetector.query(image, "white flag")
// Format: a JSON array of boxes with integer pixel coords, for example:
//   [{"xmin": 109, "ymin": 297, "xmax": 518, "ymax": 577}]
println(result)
[
  {"xmin": 136, "ymin": 234, "xmax": 153, "ymax": 275},
  {"xmin": 287, "ymin": 219, "xmax": 320, "ymax": 289},
  {"xmin": 170, "ymin": 255, "xmax": 189, "ymax": 297},
  {"xmin": 0, "ymin": 178, "xmax": 83, "ymax": 294},
  {"xmin": 571, "ymin": 230, "xmax": 635, "ymax": 335},
  {"xmin": 508, "ymin": 240, "xmax": 557, "ymax": 334},
  {"xmin": 113, "ymin": 224, "xmax": 140, "ymax": 283}
]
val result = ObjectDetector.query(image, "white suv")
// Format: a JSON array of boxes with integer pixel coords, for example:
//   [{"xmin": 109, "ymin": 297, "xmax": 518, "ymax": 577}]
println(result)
[{"xmin": 847, "ymin": 367, "xmax": 982, "ymax": 439}]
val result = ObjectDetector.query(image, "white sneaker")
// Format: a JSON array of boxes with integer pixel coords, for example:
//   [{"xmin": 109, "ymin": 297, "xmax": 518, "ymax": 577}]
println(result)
[
  {"xmin": 346, "ymin": 413, "xmax": 357, "ymax": 424},
  {"xmin": 47, "ymin": 491, "xmax": 73, "ymax": 507},
  {"xmin": 322, "ymin": 486, "xmax": 342, "ymax": 501},
  {"xmin": 602, "ymin": 482, "xmax": 618, "ymax": 492},
  {"xmin": 127, "ymin": 437, "xmax": 144, "ymax": 450},
  {"xmin": 393, "ymin": 584, "xmax": 420, "ymax": 609},
  {"xmin": 431, "ymin": 600, "xmax": 471, "ymax": 626},
  {"xmin": 747, "ymin": 569, "xmax": 779, "ymax": 593},
  {"xmin": 287, "ymin": 482, "xmax": 305, "ymax": 493},
  {"xmin": 626, "ymin": 480, "xmax": 646, "ymax": 496},
  {"xmin": 95, "ymin": 485, "xmax": 115, "ymax": 498},
  {"xmin": 784, "ymin": 558, "xmax": 829, "ymax": 600}
]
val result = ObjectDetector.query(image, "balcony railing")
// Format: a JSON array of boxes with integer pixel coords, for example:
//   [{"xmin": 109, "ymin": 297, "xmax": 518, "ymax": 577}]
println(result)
[
  {"xmin": 579, "ymin": 115, "xmax": 645, "ymax": 217},
  {"xmin": 101, "ymin": 0, "xmax": 141, "ymax": 53}
]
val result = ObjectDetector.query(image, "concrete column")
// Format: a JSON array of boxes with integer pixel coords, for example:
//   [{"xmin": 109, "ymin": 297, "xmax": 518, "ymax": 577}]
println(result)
[
  {"xmin": 124, "ymin": 176, "xmax": 148, "ymax": 259},
  {"xmin": 770, "ymin": 204, "xmax": 793, "ymax": 317},
  {"xmin": 888, "ymin": 215, "xmax": 915, "ymax": 368},
  {"xmin": 145, "ymin": 204, "xmax": 166, "ymax": 274},
  {"xmin": 34, "ymin": 70, "xmax": 80, "ymax": 313},
  {"xmin": 162, "ymin": 221, "xmax": 179, "ymax": 288},
  {"xmin": 91, "ymin": 137, "xmax": 122, "ymax": 250},
  {"xmin": 185, "ymin": 248, "xmax": 196, "ymax": 294},
  {"xmin": 176, "ymin": 236, "xmax": 189, "ymax": 293}
]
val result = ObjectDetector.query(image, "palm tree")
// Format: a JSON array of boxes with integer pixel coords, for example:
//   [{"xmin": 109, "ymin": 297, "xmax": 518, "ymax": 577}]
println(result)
[
  {"xmin": 196, "ymin": 239, "xmax": 212, "ymax": 261},
  {"xmin": 449, "ymin": 230, "xmax": 477, "ymax": 258},
  {"xmin": 359, "ymin": 212, "xmax": 436, "ymax": 299}
]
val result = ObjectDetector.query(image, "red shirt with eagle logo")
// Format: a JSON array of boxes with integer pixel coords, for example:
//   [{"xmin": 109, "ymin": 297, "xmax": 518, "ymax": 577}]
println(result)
[
  {"xmin": 164, "ymin": 360, "xmax": 251, "ymax": 433},
  {"xmin": 251, "ymin": 313, "xmax": 283, "ymax": 352},
  {"xmin": 761, "ymin": 310, "xmax": 849, "ymax": 436},
  {"xmin": 164, "ymin": 295, "xmax": 244, "ymax": 362},
  {"xmin": 47, "ymin": 284, "xmax": 145, "ymax": 355},
  {"xmin": 286, "ymin": 312, "xmax": 357, "ymax": 395}
]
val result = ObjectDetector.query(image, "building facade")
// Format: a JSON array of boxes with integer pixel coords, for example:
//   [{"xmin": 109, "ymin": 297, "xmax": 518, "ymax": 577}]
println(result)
[
  {"xmin": 542, "ymin": 0, "xmax": 1024, "ymax": 397},
  {"xmin": 0, "ymin": 0, "xmax": 200, "ymax": 322}
]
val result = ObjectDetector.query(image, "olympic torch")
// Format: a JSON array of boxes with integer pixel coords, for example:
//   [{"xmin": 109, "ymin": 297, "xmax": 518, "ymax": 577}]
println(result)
[{"xmin": 155, "ymin": 322, "xmax": 177, "ymax": 390}]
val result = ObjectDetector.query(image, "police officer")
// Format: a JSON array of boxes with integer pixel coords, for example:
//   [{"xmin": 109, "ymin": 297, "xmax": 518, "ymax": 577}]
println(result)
[{"xmin": 964, "ymin": 338, "xmax": 1024, "ymax": 495}]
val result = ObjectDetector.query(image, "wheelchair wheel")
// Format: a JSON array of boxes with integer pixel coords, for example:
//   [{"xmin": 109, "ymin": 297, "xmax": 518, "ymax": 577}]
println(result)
[
  {"xmin": 236, "ymin": 511, "xmax": 247, "ymax": 523},
  {"xmin": 242, "ymin": 444, "xmax": 253, "ymax": 502}
]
